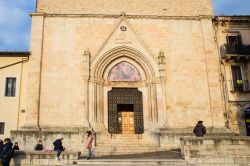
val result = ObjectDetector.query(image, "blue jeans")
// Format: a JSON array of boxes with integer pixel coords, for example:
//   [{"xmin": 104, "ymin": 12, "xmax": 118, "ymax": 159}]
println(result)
[
  {"xmin": 88, "ymin": 148, "xmax": 92, "ymax": 158},
  {"xmin": 55, "ymin": 150, "xmax": 62, "ymax": 158}
]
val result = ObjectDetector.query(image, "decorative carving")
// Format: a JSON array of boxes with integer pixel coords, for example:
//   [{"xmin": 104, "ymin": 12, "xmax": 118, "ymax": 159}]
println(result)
[
  {"xmin": 120, "ymin": 26, "xmax": 127, "ymax": 31},
  {"xmin": 158, "ymin": 50, "xmax": 165, "ymax": 65},
  {"xmin": 43, "ymin": 13, "xmax": 213, "ymax": 20},
  {"xmin": 83, "ymin": 48, "xmax": 90, "ymax": 62}
]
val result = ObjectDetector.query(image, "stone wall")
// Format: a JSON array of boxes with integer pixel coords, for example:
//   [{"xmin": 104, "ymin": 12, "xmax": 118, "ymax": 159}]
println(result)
[
  {"xmin": 11, "ymin": 151, "xmax": 79, "ymax": 166},
  {"xmin": 181, "ymin": 136, "xmax": 250, "ymax": 165},
  {"xmin": 37, "ymin": 0, "xmax": 213, "ymax": 16},
  {"xmin": 25, "ymin": 15, "xmax": 225, "ymax": 129},
  {"xmin": 11, "ymin": 129, "xmax": 87, "ymax": 152}
]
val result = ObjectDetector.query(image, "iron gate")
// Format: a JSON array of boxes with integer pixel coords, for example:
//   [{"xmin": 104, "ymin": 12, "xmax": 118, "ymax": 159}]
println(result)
[{"xmin": 108, "ymin": 88, "xmax": 144, "ymax": 134}]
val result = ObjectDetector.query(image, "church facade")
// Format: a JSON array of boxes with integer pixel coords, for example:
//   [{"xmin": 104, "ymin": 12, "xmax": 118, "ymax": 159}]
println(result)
[{"xmin": 1, "ymin": 0, "xmax": 250, "ymax": 154}]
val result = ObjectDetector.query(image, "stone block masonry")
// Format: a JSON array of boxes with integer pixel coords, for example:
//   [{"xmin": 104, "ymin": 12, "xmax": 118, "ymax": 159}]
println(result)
[
  {"xmin": 181, "ymin": 136, "xmax": 250, "ymax": 165},
  {"xmin": 37, "ymin": 0, "xmax": 213, "ymax": 16},
  {"xmin": 10, "ymin": 151, "xmax": 79, "ymax": 166}
]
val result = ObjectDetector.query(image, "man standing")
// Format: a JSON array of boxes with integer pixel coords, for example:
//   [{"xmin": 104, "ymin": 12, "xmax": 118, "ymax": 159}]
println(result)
[
  {"xmin": 53, "ymin": 138, "xmax": 64, "ymax": 161},
  {"xmin": 193, "ymin": 121, "xmax": 206, "ymax": 137},
  {"xmin": 0, "ymin": 138, "xmax": 13, "ymax": 166}
]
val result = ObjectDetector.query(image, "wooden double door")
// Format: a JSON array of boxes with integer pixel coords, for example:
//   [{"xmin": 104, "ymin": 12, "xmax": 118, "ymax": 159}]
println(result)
[{"xmin": 118, "ymin": 111, "xmax": 135, "ymax": 134}]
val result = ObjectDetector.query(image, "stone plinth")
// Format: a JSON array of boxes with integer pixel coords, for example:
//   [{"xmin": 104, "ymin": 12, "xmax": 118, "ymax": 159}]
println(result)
[
  {"xmin": 11, "ymin": 151, "xmax": 80, "ymax": 166},
  {"xmin": 181, "ymin": 136, "xmax": 250, "ymax": 165},
  {"xmin": 11, "ymin": 128, "xmax": 88, "ymax": 152}
]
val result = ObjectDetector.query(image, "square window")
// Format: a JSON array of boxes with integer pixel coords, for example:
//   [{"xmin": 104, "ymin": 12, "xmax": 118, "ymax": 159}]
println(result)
[
  {"xmin": 5, "ymin": 77, "xmax": 16, "ymax": 97},
  {"xmin": 0, "ymin": 122, "xmax": 5, "ymax": 134}
]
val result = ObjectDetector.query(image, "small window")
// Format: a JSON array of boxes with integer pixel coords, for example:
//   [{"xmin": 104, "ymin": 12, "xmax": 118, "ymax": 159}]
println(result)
[
  {"xmin": 5, "ymin": 77, "xmax": 16, "ymax": 97},
  {"xmin": 226, "ymin": 35, "xmax": 242, "ymax": 45},
  {"xmin": 0, "ymin": 122, "xmax": 5, "ymax": 134},
  {"xmin": 231, "ymin": 65, "xmax": 248, "ymax": 92}
]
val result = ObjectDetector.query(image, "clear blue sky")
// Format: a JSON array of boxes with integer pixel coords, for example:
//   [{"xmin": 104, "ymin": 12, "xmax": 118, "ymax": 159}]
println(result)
[{"xmin": 0, "ymin": 0, "xmax": 249, "ymax": 50}]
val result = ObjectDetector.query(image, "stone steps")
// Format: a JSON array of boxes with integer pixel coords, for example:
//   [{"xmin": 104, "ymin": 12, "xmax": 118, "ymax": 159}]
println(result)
[
  {"xmin": 85, "ymin": 147, "xmax": 166, "ymax": 157},
  {"xmin": 93, "ymin": 132, "xmax": 162, "ymax": 156},
  {"xmin": 64, "ymin": 159, "xmax": 189, "ymax": 166}
]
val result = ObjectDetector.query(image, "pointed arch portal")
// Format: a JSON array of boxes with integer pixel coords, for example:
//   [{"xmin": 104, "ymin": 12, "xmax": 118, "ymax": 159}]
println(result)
[{"xmin": 88, "ymin": 46, "xmax": 166, "ymax": 134}]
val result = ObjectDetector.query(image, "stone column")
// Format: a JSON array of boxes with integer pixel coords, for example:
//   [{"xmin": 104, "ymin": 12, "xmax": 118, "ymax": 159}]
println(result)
[
  {"xmin": 82, "ymin": 49, "xmax": 91, "ymax": 128},
  {"xmin": 22, "ymin": 13, "xmax": 45, "ymax": 130}
]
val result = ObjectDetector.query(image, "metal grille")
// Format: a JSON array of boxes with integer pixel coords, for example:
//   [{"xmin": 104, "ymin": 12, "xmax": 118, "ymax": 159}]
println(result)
[
  {"xmin": 0, "ymin": 122, "xmax": 5, "ymax": 134},
  {"xmin": 108, "ymin": 88, "xmax": 144, "ymax": 134}
]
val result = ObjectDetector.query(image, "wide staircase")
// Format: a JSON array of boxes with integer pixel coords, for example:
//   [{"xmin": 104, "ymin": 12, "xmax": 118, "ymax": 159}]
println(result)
[
  {"xmin": 89, "ymin": 131, "xmax": 166, "ymax": 157},
  {"xmin": 65, "ymin": 132, "xmax": 192, "ymax": 166}
]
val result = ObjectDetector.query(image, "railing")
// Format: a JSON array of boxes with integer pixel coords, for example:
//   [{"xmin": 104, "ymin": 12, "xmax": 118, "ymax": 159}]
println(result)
[
  {"xmin": 221, "ymin": 44, "xmax": 250, "ymax": 61},
  {"xmin": 230, "ymin": 80, "xmax": 250, "ymax": 92},
  {"xmin": 224, "ymin": 44, "xmax": 250, "ymax": 55}
]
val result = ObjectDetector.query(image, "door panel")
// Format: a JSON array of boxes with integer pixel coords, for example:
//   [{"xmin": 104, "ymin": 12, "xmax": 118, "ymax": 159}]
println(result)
[{"xmin": 118, "ymin": 112, "xmax": 135, "ymax": 134}]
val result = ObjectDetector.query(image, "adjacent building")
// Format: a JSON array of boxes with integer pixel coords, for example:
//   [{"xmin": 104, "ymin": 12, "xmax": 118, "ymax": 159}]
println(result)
[{"xmin": 214, "ymin": 16, "xmax": 250, "ymax": 136}]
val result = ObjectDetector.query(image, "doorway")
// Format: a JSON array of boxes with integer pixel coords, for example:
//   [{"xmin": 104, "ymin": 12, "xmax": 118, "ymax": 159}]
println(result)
[
  {"xmin": 117, "ymin": 104, "xmax": 135, "ymax": 134},
  {"xmin": 108, "ymin": 88, "xmax": 143, "ymax": 134}
]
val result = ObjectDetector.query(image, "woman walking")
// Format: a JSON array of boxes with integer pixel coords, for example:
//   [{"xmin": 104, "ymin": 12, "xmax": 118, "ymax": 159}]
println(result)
[{"xmin": 84, "ymin": 131, "xmax": 94, "ymax": 160}]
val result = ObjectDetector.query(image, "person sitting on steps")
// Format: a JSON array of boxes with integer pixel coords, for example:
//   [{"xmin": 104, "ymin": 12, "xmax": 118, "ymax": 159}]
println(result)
[{"xmin": 193, "ymin": 121, "xmax": 206, "ymax": 137}]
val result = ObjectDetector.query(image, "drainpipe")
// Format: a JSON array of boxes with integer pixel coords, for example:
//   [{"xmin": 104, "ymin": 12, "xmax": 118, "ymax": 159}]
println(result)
[{"xmin": 36, "ymin": 0, "xmax": 38, "ymax": 12}]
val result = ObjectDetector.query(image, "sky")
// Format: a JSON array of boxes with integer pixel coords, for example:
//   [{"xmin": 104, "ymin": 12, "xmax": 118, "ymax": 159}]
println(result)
[{"xmin": 0, "ymin": 0, "xmax": 250, "ymax": 50}]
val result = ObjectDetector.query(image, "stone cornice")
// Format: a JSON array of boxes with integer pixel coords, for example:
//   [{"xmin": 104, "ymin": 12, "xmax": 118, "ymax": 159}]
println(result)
[
  {"xmin": 29, "ymin": 12, "xmax": 46, "ymax": 17},
  {"xmin": 34, "ymin": 13, "xmax": 213, "ymax": 20},
  {"xmin": 213, "ymin": 16, "xmax": 250, "ymax": 26}
]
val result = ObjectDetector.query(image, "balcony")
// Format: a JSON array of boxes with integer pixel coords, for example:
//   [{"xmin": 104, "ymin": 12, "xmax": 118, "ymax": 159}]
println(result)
[
  {"xmin": 230, "ymin": 80, "xmax": 250, "ymax": 93},
  {"xmin": 221, "ymin": 44, "xmax": 250, "ymax": 61}
]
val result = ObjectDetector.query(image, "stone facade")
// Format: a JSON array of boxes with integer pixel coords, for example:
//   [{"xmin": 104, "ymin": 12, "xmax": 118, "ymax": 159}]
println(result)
[
  {"xmin": 0, "ymin": 0, "xmax": 250, "ymax": 159},
  {"xmin": 0, "ymin": 51, "xmax": 29, "ymax": 138},
  {"xmin": 14, "ymin": 0, "xmax": 227, "ymax": 153},
  {"xmin": 23, "ymin": 1, "xmax": 224, "ymax": 132},
  {"xmin": 37, "ymin": 0, "xmax": 213, "ymax": 16}
]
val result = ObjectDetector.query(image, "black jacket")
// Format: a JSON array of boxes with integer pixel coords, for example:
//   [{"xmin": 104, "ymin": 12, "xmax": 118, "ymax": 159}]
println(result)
[
  {"xmin": 53, "ymin": 139, "xmax": 64, "ymax": 151},
  {"xmin": 0, "ymin": 141, "xmax": 3, "ymax": 158},
  {"xmin": 35, "ymin": 144, "xmax": 44, "ymax": 151},
  {"xmin": 0, "ymin": 141, "xmax": 13, "ymax": 164},
  {"xmin": 13, "ymin": 145, "xmax": 19, "ymax": 151},
  {"xmin": 193, "ymin": 123, "xmax": 206, "ymax": 137}
]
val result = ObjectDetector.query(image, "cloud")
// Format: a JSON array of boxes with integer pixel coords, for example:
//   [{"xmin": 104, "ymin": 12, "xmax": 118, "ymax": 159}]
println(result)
[{"xmin": 0, "ymin": 0, "xmax": 36, "ymax": 50}]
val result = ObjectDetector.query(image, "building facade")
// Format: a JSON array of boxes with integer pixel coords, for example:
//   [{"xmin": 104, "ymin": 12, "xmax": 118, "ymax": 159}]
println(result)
[
  {"xmin": 214, "ymin": 16, "xmax": 250, "ymax": 136},
  {"xmin": 0, "ymin": 0, "xmax": 249, "ymax": 154},
  {"xmin": 0, "ymin": 51, "xmax": 29, "ymax": 138}
]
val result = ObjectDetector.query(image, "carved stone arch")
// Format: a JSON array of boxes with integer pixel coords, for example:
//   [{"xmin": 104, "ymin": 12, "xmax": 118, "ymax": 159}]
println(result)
[
  {"xmin": 88, "ymin": 46, "xmax": 165, "ymax": 132},
  {"xmin": 91, "ymin": 46, "xmax": 159, "ymax": 80}
]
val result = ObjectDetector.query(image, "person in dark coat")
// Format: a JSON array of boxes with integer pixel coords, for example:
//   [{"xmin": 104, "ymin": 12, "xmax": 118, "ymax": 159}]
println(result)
[
  {"xmin": 0, "ymin": 139, "xmax": 3, "ymax": 158},
  {"xmin": 35, "ymin": 140, "xmax": 44, "ymax": 151},
  {"xmin": 0, "ymin": 138, "xmax": 13, "ymax": 166},
  {"xmin": 53, "ymin": 138, "xmax": 64, "ymax": 161},
  {"xmin": 193, "ymin": 121, "xmax": 206, "ymax": 137},
  {"xmin": 13, "ymin": 142, "xmax": 19, "ymax": 151}
]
